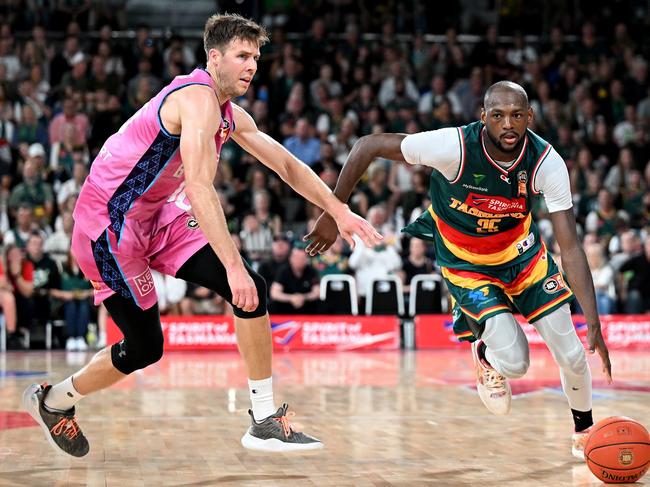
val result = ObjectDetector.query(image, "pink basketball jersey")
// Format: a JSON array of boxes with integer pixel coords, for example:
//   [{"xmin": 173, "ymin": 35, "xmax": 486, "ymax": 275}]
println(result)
[{"xmin": 73, "ymin": 68, "xmax": 234, "ymax": 241}]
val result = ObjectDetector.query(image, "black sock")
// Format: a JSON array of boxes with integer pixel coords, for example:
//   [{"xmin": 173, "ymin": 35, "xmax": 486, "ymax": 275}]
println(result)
[{"xmin": 571, "ymin": 408, "xmax": 593, "ymax": 432}]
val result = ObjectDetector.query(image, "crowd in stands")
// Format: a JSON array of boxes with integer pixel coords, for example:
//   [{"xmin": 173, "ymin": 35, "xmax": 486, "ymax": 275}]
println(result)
[{"xmin": 0, "ymin": 2, "xmax": 649, "ymax": 349}]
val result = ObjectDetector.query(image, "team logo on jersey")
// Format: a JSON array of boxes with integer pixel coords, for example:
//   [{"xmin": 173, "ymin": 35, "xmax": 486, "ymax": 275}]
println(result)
[
  {"xmin": 473, "ymin": 173, "xmax": 486, "ymax": 185},
  {"xmin": 219, "ymin": 118, "xmax": 231, "ymax": 138},
  {"xmin": 517, "ymin": 171, "xmax": 528, "ymax": 197},
  {"xmin": 133, "ymin": 269, "xmax": 155, "ymax": 297},
  {"xmin": 187, "ymin": 217, "xmax": 199, "ymax": 230},
  {"xmin": 500, "ymin": 174, "xmax": 510, "ymax": 184},
  {"xmin": 543, "ymin": 273, "xmax": 566, "ymax": 294}
]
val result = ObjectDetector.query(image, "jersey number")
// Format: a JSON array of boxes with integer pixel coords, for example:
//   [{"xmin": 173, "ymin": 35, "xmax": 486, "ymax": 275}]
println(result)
[{"xmin": 476, "ymin": 218, "xmax": 501, "ymax": 233}]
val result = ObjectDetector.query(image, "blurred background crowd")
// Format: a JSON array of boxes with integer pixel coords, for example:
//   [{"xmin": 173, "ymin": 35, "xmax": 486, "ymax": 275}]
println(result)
[{"xmin": 0, "ymin": 0, "xmax": 648, "ymax": 350}]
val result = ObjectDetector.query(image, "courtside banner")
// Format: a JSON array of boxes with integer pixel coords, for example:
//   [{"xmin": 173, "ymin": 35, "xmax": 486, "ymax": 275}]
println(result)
[
  {"xmin": 415, "ymin": 315, "xmax": 650, "ymax": 350},
  {"xmin": 107, "ymin": 315, "xmax": 400, "ymax": 351}
]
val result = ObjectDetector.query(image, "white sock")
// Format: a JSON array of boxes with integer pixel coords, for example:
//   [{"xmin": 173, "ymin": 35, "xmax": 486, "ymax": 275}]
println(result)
[
  {"xmin": 248, "ymin": 377, "xmax": 276, "ymax": 421},
  {"xmin": 44, "ymin": 376, "xmax": 84, "ymax": 412}
]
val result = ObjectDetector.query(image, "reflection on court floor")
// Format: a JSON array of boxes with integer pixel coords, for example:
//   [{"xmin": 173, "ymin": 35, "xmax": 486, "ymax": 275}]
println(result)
[{"xmin": 1, "ymin": 349, "xmax": 648, "ymax": 486}]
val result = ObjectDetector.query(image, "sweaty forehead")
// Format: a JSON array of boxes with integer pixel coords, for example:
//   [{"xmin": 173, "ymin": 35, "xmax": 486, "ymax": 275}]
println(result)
[{"xmin": 484, "ymin": 90, "xmax": 528, "ymax": 110}]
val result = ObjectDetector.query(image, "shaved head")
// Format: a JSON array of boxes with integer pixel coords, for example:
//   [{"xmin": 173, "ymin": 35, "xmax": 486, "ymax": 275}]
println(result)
[
  {"xmin": 483, "ymin": 81, "xmax": 529, "ymax": 109},
  {"xmin": 480, "ymin": 80, "xmax": 532, "ymax": 155}
]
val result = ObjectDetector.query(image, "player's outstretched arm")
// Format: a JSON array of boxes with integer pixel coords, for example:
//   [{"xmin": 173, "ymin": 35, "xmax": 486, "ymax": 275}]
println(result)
[
  {"xmin": 551, "ymin": 209, "xmax": 612, "ymax": 383},
  {"xmin": 179, "ymin": 86, "xmax": 257, "ymax": 313},
  {"xmin": 304, "ymin": 133, "xmax": 407, "ymax": 255},
  {"xmin": 231, "ymin": 104, "xmax": 382, "ymax": 250}
]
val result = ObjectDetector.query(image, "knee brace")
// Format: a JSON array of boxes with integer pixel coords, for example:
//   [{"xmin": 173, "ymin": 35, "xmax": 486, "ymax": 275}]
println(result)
[
  {"xmin": 483, "ymin": 313, "xmax": 530, "ymax": 379},
  {"xmin": 494, "ymin": 348, "xmax": 530, "ymax": 379},
  {"xmin": 232, "ymin": 269, "xmax": 268, "ymax": 319},
  {"xmin": 554, "ymin": 343, "xmax": 588, "ymax": 376},
  {"xmin": 110, "ymin": 330, "xmax": 164, "ymax": 374},
  {"xmin": 534, "ymin": 304, "xmax": 588, "ymax": 376}
]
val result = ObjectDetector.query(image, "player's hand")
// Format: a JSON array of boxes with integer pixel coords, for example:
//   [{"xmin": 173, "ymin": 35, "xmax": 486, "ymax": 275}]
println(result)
[
  {"xmin": 227, "ymin": 266, "xmax": 258, "ymax": 313},
  {"xmin": 335, "ymin": 206, "xmax": 383, "ymax": 250},
  {"xmin": 587, "ymin": 323, "xmax": 612, "ymax": 384},
  {"xmin": 303, "ymin": 212, "xmax": 339, "ymax": 256},
  {"xmin": 305, "ymin": 206, "xmax": 383, "ymax": 256}
]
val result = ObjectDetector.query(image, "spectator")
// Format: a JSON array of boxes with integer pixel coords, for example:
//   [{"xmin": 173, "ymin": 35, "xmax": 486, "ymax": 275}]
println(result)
[
  {"xmin": 283, "ymin": 118, "xmax": 321, "ymax": 167},
  {"xmin": 399, "ymin": 238, "xmax": 434, "ymax": 295},
  {"xmin": 58, "ymin": 250, "xmax": 93, "ymax": 351},
  {"xmin": 239, "ymin": 214, "xmax": 272, "ymax": 264},
  {"xmin": 327, "ymin": 117, "xmax": 358, "ymax": 166},
  {"xmin": 49, "ymin": 35, "xmax": 83, "ymax": 88},
  {"xmin": 312, "ymin": 236, "xmax": 349, "ymax": 278},
  {"xmin": 3, "ymin": 204, "xmax": 43, "ymax": 248},
  {"xmin": 609, "ymin": 229, "xmax": 642, "ymax": 271},
  {"xmin": 11, "ymin": 104, "xmax": 48, "ymax": 148},
  {"xmin": 44, "ymin": 210, "xmax": 73, "ymax": 268},
  {"xmin": 585, "ymin": 188, "xmax": 628, "ymax": 241},
  {"xmin": 584, "ymin": 242, "xmax": 617, "ymax": 314},
  {"xmin": 58, "ymin": 52, "xmax": 90, "ymax": 96},
  {"xmin": 348, "ymin": 225, "xmax": 402, "ymax": 300},
  {"xmin": 6, "ymin": 244, "xmax": 34, "ymax": 341},
  {"xmin": 49, "ymin": 124, "xmax": 89, "ymax": 186},
  {"xmin": 270, "ymin": 246, "xmax": 320, "ymax": 314},
  {"xmin": 0, "ymin": 252, "xmax": 19, "ymax": 348},
  {"xmin": 126, "ymin": 56, "xmax": 161, "ymax": 108},
  {"xmin": 257, "ymin": 233, "xmax": 291, "ymax": 293},
  {"xmin": 25, "ymin": 232, "xmax": 62, "ymax": 333},
  {"xmin": 48, "ymin": 96, "xmax": 90, "ymax": 146},
  {"xmin": 151, "ymin": 270, "xmax": 186, "ymax": 315},
  {"xmin": 355, "ymin": 163, "xmax": 394, "ymax": 216},
  {"xmin": 8, "ymin": 158, "xmax": 54, "ymax": 224},
  {"xmin": 309, "ymin": 64, "xmax": 342, "ymax": 104},
  {"xmin": 619, "ymin": 237, "xmax": 650, "ymax": 313},
  {"xmin": 378, "ymin": 62, "xmax": 419, "ymax": 109},
  {"xmin": 180, "ymin": 283, "xmax": 226, "ymax": 315}
]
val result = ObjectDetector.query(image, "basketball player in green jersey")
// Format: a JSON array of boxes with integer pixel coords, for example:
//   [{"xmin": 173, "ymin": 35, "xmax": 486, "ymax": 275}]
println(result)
[{"xmin": 304, "ymin": 81, "xmax": 612, "ymax": 459}]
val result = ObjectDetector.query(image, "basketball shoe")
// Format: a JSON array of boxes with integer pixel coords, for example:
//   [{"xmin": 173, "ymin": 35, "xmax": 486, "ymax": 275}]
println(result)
[
  {"xmin": 241, "ymin": 403, "xmax": 324, "ymax": 452},
  {"xmin": 471, "ymin": 340, "xmax": 511, "ymax": 415},
  {"xmin": 22, "ymin": 383, "xmax": 89, "ymax": 457},
  {"xmin": 571, "ymin": 427, "xmax": 592, "ymax": 459}
]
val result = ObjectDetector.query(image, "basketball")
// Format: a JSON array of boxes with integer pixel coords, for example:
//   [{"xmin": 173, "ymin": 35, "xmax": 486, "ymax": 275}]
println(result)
[{"xmin": 584, "ymin": 417, "xmax": 650, "ymax": 484}]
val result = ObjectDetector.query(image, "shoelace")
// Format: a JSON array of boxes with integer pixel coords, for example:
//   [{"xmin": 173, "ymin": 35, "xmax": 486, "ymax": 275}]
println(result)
[
  {"xmin": 50, "ymin": 417, "xmax": 80, "ymax": 440},
  {"xmin": 273, "ymin": 411, "xmax": 301, "ymax": 438},
  {"xmin": 484, "ymin": 369, "xmax": 506, "ymax": 391}
]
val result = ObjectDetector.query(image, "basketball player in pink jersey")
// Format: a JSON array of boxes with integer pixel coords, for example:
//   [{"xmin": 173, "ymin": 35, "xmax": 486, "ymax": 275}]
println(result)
[{"xmin": 23, "ymin": 14, "xmax": 382, "ymax": 456}]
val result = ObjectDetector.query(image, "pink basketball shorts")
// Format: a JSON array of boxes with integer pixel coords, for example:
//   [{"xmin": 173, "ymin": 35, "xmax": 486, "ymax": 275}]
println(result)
[{"xmin": 71, "ymin": 212, "xmax": 208, "ymax": 310}]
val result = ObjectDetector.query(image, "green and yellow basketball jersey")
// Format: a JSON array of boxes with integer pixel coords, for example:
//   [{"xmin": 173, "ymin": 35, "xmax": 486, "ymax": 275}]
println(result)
[{"xmin": 403, "ymin": 121, "xmax": 554, "ymax": 271}]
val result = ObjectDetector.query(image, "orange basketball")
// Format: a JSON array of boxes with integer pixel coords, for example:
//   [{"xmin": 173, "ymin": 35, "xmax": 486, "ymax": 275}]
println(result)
[{"xmin": 584, "ymin": 417, "xmax": 650, "ymax": 484}]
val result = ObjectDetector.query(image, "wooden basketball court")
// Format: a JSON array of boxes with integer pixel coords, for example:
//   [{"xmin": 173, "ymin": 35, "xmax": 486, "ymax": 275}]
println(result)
[{"xmin": 1, "ymin": 348, "xmax": 648, "ymax": 486}]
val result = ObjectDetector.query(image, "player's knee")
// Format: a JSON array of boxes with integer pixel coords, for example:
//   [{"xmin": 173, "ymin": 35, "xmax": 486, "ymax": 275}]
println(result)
[
  {"xmin": 499, "ymin": 359, "xmax": 529, "ymax": 379},
  {"xmin": 555, "ymin": 345, "xmax": 587, "ymax": 376},
  {"xmin": 495, "ymin": 347, "xmax": 530, "ymax": 378},
  {"xmin": 233, "ymin": 269, "xmax": 268, "ymax": 318},
  {"xmin": 111, "ymin": 330, "xmax": 164, "ymax": 374}
]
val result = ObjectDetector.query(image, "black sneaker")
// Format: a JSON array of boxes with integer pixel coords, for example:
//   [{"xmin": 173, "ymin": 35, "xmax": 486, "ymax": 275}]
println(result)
[
  {"xmin": 240, "ymin": 404, "xmax": 324, "ymax": 452},
  {"xmin": 22, "ymin": 383, "xmax": 89, "ymax": 457}
]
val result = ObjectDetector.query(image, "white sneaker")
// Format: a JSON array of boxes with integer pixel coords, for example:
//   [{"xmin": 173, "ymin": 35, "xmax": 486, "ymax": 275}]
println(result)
[
  {"xmin": 572, "ymin": 427, "xmax": 592, "ymax": 460},
  {"xmin": 472, "ymin": 340, "xmax": 512, "ymax": 415},
  {"xmin": 75, "ymin": 338, "xmax": 88, "ymax": 351},
  {"xmin": 65, "ymin": 337, "xmax": 77, "ymax": 351}
]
